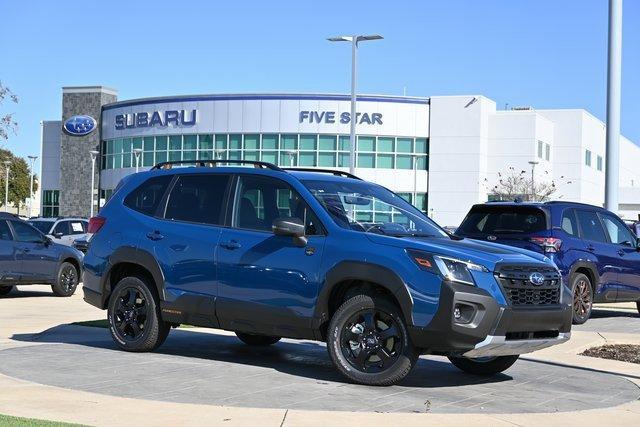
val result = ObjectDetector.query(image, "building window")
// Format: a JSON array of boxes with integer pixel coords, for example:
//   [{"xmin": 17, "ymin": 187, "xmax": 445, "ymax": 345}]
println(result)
[
  {"xmin": 585, "ymin": 149, "xmax": 592, "ymax": 167},
  {"xmin": 42, "ymin": 190, "xmax": 59, "ymax": 218},
  {"xmin": 101, "ymin": 134, "xmax": 430, "ymax": 171},
  {"xmin": 545, "ymin": 144, "xmax": 550, "ymax": 161},
  {"xmin": 537, "ymin": 140, "xmax": 544, "ymax": 158},
  {"xmin": 597, "ymin": 155, "xmax": 603, "ymax": 171}
]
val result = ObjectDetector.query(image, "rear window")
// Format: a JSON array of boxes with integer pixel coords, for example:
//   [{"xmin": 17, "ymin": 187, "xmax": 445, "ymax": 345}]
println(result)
[
  {"xmin": 458, "ymin": 206, "xmax": 548, "ymax": 235},
  {"xmin": 124, "ymin": 175, "xmax": 173, "ymax": 216}
]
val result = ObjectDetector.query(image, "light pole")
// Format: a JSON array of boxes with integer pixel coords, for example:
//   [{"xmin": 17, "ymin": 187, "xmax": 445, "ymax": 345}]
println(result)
[
  {"xmin": 528, "ymin": 160, "xmax": 539, "ymax": 201},
  {"xmin": 328, "ymin": 34, "xmax": 383, "ymax": 175},
  {"xmin": 284, "ymin": 150, "xmax": 297, "ymax": 167},
  {"xmin": 3, "ymin": 161, "xmax": 10, "ymax": 213},
  {"xmin": 133, "ymin": 148, "xmax": 143, "ymax": 173},
  {"xmin": 89, "ymin": 150, "xmax": 99, "ymax": 218},
  {"xmin": 27, "ymin": 155, "xmax": 38, "ymax": 218}
]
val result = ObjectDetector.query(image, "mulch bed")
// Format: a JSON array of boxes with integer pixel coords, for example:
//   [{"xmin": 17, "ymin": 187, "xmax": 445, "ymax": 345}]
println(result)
[{"xmin": 581, "ymin": 344, "xmax": 640, "ymax": 364}]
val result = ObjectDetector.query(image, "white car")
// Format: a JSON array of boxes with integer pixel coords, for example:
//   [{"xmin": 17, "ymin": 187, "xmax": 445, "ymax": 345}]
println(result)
[{"xmin": 28, "ymin": 217, "xmax": 89, "ymax": 246}]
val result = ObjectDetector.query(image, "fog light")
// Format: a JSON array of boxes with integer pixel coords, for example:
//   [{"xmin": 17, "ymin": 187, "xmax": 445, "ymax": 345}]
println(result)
[{"xmin": 454, "ymin": 307, "xmax": 462, "ymax": 320}]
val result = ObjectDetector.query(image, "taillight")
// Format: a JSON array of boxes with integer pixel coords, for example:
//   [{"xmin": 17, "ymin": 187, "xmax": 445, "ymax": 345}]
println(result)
[
  {"xmin": 88, "ymin": 216, "xmax": 106, "ymax": 234},
  {"xmin": 530, "ymin": 237, "xmax": 562, "ymax": 253}
]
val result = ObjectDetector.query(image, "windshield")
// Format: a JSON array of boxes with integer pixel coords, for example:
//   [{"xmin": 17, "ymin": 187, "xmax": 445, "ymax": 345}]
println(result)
[
  {"xmin": 28, "ymin": 220, "xmax": 53, "ymax": 234},
  {"xmin": 302, "ymin": 179, "xmax": 448, "ymax": 238}
]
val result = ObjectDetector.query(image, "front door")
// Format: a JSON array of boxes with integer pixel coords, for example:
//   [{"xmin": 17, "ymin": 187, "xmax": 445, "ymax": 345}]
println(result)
[
  {"xmin": 9, "ymin": 220, "xmax": 59, "ymax": 284},
  {"xmin": 216, "ymin": 174, "xmax": 326, "ymax": 339},
  {"xmin": 599, "ymin": 213, "xmax": 640, "ymax": 301}
]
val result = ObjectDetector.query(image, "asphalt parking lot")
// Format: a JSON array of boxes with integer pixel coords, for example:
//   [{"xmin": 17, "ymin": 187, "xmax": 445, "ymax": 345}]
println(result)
[{"xmin": 1, "ymin": 307, "xmax": 639, "ymax": 414}]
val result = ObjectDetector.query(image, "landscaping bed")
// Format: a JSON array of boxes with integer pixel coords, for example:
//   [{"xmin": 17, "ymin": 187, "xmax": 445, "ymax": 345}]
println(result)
[{"xmin": 581, "ymin": 344, "xmax": 640, "ymax": 364}]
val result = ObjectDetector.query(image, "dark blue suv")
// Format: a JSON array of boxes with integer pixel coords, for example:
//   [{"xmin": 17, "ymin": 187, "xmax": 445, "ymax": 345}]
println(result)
[
  {"xmin": 83, "ymin": 161, "xmax": 572, "ymax": 386},
  {"xmin": 456, "ymin": 201, "xmax": 640, "ymax": 324}
]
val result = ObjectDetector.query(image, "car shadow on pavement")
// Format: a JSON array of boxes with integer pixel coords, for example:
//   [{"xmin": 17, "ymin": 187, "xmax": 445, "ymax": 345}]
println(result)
[
  {"xmin": 590, "ymin": 308, "xmax": 639, "ymax": 319},
  {"xmin": 0, "ymin": 289, "xmax": 55, "ymax": 299},
  {"xmin": 11, "ymin": 324, "xmax": 512, "ymax": 388}
]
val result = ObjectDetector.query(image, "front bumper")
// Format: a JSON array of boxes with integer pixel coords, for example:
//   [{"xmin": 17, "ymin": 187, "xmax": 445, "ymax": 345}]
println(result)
[{"xmin": 409, "ymin": 280, "xmax": 572, "ymax": 356}]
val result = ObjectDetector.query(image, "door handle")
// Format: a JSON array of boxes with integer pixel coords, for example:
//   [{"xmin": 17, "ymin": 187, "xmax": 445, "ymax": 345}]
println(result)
[
  {"xmin": 220, "ymin": 240, "xmax": 241, "ymax": 250},
  {"xmin": 22, "ymin": 248, "xmax": 31, "ymax": 253},
  {"xmin": 618, "ymin": 249, "xmax": 626, "ymax": 257},
  {"xmin": 146, "ymin": 231, "xmax": 164, "ymax": 241},
  {"xmin": 586, "ymin": 245, "xmax": 595, "ymax": 252}
]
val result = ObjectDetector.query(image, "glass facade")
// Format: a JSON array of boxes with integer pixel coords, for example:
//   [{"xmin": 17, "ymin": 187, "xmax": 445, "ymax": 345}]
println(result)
[
  {"xmin": 101, "ymin": 134, "xmax": 429, "ymax": 171},
  {"xmin": 42, "ymin": 190, "xmax": 60, "ymax": 218}
]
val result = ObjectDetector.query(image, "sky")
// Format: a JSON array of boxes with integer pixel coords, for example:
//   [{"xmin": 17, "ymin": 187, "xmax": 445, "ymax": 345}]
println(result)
[{"xmin": 1, "ymin": 0, "xmax": 639, "ymax": 162}]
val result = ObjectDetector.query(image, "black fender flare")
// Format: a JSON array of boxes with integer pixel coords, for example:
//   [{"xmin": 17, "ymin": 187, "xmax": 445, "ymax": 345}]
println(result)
[
  {"xmin": 568, "ymin": 261, "xmax": 600, "ymax": 288},
  {"xmin": 101, "ymin": 246, "xmax": 166, "ymax": 305},
  {"xmin": 314, "ymin": 261, "xmax": 414, "ymax": 327}
]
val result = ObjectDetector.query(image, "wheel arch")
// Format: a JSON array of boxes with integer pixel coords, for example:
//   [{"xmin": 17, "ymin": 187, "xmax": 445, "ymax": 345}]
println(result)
[
  {"xmin": 314, "ymin": 261, "xmax": 414, "ymax": 338},
  {"xmin": 569, "ymin": 261, "xmax": 599, "ymax": 291},
  {"xmin": 100, "ymin": 247, "xmax": 165, "ymax": 308}
]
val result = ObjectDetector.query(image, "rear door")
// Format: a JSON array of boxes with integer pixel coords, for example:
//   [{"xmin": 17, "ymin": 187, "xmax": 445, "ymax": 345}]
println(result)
[
  {"xmin": 456, "ymin": 205, "xmax": 550, "ymax": 252},
  {"xmin": 574, "ymin": 209, "xmax": 619, "ymax": 300},
  {"xmin": 599, "ymin": 213, "xmax": 640, "ymax": 301},
  {"xmin": 67, "ymin": 220, "xmax": 89, "ymax": 245},
  {"xmin": 0, "ymin": 220, "xmax": 19, "ymax": 283}
]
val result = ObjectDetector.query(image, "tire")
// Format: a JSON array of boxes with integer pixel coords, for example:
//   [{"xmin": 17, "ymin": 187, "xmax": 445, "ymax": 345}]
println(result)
[
  {"xmin": 448, "ymin": 355, "xmax": 519, "ymax": 375},
  {"xmin": 327, "ymin": 294, "xmax": 418, "ymax": 386},
  {"xmin": 235, "ymin": 332, "xmax": 281, "ymax": 346},
  {"xmin": 0, "ymin": 286, "xmax": 13, "ymax": 296},
  {"xmin": 51, "ymin": 262, "xmax": 79, "ymax": 297},
  {"xmin": 571, "ymin": 273, "xmax": 593, "ymax": 325},
  {"xmin": 107, "ymin": 276, "xmax": 170, "ymax": 352}
]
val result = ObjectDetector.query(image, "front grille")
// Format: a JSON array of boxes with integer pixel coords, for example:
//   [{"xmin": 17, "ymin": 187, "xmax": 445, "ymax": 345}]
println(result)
[{"xmin": 495, "ymin": 265, "xmax": 561, "ymax": 306}]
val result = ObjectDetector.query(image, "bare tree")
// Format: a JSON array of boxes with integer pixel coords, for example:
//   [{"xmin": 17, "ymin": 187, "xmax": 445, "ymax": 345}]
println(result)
[
  {"xmin": 483, "ymin": 167, "xmax": 568, "ymax": 202},
  {"xmin": 0, "ymin": 81, "xmax": 19, "ymax": 143}
]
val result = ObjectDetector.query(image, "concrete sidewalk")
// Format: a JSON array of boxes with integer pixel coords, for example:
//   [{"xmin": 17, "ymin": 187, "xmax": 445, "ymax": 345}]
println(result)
[{"xmin": 0, "ymin": 286, "xmax": 639, "ymax": 426}]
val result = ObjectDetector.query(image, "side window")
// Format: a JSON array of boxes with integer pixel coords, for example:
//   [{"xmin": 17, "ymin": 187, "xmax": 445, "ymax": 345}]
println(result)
[
  {"xmin": 164, "ymin": 174, "xmax": 230, "ymax": 225},
  {"xmin": 69, "ymin": 221, "xmax": 86, "ymax": 235},
  {"xmin": 124, "ymin": 175, "xmax": 173, "ymax": 216},
  {"xmin": 53, "ymin": 221, "xmax": 70, "ymax": 236},
  {"xmin": 0, "ymin": 221, "xmax": 12, "ymax": 240},
  {"xmin": 575, "ymin": 210, "xmax": 607, "ymax": 243},
  {"xmin": 561, "ymin": 209, "xmax": 579, "ymax": 237},
  {"xmin": 234, "ymin": 175, "xmax": 323, "ymax": 235},
  {"xmin": 601, "ymin": 215, "xmax": 636, "ymax": 246},
  {"xmin": 10, "ymin": 221, "xmax": 43, "ymax": 243}
]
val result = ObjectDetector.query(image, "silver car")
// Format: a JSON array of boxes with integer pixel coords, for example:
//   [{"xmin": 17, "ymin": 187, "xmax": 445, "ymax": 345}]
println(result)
[{"xmin": 28, "ymin": 217, "xmax": 89, "ymax": 246}]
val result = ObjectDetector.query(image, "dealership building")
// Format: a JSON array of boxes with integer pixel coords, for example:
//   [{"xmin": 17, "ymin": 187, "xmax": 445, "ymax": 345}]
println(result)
[{"xmin": 40, "ymin": 86, "xmax": 640, "ymax": 226}]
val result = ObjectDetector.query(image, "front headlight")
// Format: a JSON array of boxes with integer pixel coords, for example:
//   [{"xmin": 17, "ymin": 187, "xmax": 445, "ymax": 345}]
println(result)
[
  {"xmin": 406, "ymin": 249, "xmax": 488, "ymax": 286},
  {"xmin": 433, "ymin": 255, "xmax": 488, "ymax": 286}
]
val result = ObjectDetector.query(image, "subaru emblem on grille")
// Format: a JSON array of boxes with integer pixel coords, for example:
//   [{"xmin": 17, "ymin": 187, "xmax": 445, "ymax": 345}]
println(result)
[{"xmin": 529, "ymin": 272, "xmax": 545, "ymax": 286}]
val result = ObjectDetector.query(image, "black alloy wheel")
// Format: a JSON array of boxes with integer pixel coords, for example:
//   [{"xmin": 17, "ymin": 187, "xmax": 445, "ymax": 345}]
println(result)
[
  {"xmin": 107, "ymin": 276, "xmax": 170, "ymax": 352},
  {"xmin": 340, "ymin": 309, "xmax": 403, "ymax": 374},
  {"xmin": 113, "ymin": 287, "xmax": 149, "ymax": 342},
  {"xmin": 51, "ymin": 262, "xmax": 79, "ymax": 297},
  {"xmin": 572, "ymin": 273, "xmax": 593, "ymax": 325},
  {"xmin": 327, "ymin": 294, "xmax": 418, "ymax": 386}
]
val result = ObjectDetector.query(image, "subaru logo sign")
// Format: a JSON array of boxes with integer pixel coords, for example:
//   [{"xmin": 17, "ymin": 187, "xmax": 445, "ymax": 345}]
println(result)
[
  {"xmin": 63, "ymin": 115, "xmax": 97, "ymax": 136},
  {"xmin": 529, "ymin": 272, "xmax": 545, "ymax": 286}
]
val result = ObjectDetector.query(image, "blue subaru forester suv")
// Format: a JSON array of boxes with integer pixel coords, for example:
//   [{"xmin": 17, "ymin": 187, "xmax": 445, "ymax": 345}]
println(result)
[
  {"xmin": 83, "ymin": 160, "xmax": 572, "ymax": 386},
  {"xmin": 456, "ymin": 201, "xmax": 640, "ymax": 324}
]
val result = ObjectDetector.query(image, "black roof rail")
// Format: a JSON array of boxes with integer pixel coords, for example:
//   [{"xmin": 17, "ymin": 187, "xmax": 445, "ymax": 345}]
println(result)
[
  {"xmin": 150, "ymin": 160, "xmax": 282, "ymax": 171},
  {"xmin": 283, "ymin": 168, "xmax": 362, "ymax": 180},
  {"xmin": 0, "ymin": 212, "xmax": 18, "ymax": 219}
]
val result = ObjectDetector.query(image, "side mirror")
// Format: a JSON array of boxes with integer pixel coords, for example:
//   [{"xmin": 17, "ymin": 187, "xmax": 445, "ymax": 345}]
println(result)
[
  {"xmin": 43, "ymin": 236, "xmax": 53, "ymax": 246},
  {"xmin": 53, "ymin": 232, "xmax": 64, "ymax": 239},
  {"xmin": 272, "ymin": 217, "xmax": 307, "ymax": 247}
]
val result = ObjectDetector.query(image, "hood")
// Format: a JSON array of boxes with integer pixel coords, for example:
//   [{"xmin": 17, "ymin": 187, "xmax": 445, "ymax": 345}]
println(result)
[{"xmin": 365, "ymin": 233, "xmax": 551, "ymax": 270}]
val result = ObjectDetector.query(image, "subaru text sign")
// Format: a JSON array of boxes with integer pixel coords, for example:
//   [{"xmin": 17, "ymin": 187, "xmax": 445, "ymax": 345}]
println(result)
[
  {"xmin": 63, "ymin": 115, "xmax": 97, "ymax": 136},
  {"xmin": 115, "ymin": 109, "xmax": 197, "ymax": 130},
  {"xmin": 299, "ymin": 111, "xmax": 383, "ymax": 125}
]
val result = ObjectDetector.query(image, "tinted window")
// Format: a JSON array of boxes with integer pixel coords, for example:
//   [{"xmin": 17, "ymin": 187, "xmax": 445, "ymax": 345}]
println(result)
[
  {"xmin": 28, "ymin": 220, "xmax": 53, "ymax": 234},
  {"xmin": 124, "ymin": 175, "xmax": 173, "ymax": 216},
  {"xmin": 561, "ymin": 209, "xmax": 579, "ymax": 237},
  {"xmin": 0, "ymin": 221, "xmax": 12, "ymax": 240},
  {"xmin": 458, "ymin": 207, "xmax": 547, "ymax": 235},
  {"xmin": 165, "ymin": 174, "xmax": 230, "ymax": 225},
  {"xmin": 10, "ymin": 221, "xmax": 43, "ymax": 243},
  {"xmin": 575, "ymin": 210, "xmax": 607, "ymax": 243},
  {"xmin": 69, "ymin": 221, "xmax": 87, "ymax": 235},
  {"xmin": 235, "ymin": 175, "xmax": 323, "ymax": 235},
  {"xmin": 601, "ymin": 215, "xmax": 636, "ymax": 246},
  {"xmin": 53, "ymin": 221, "xmax": 70, "ymax": 236}
]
